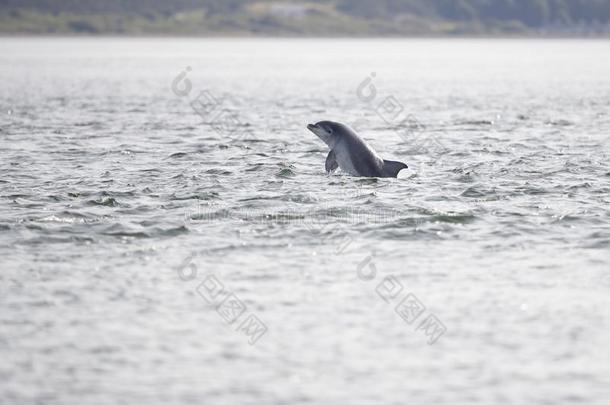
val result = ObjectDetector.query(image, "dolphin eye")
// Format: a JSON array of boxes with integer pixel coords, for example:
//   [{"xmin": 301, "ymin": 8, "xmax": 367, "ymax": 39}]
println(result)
[{"xmin": 327, "ymin": 128, "xmax": 333, "ymax": 134}]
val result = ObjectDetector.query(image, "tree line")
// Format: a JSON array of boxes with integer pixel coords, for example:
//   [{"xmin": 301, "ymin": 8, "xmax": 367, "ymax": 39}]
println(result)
[
  {"xmin": 337, "ymin": 0, "xmax": 610, "ymax": 26},
  {"xmin": 2, "ymin": 0, "xmax": 610, "ymax": 28}
]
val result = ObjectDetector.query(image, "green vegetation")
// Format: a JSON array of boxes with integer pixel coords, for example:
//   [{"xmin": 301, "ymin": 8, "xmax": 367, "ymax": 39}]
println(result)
[{"xmin": 1, "ymin": 0, "xmax": 609, "ymax": 36}]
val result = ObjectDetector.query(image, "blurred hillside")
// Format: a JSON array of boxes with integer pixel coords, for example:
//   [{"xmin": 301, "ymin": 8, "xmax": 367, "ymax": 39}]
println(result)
[{"xmin": 1, "ymin": 0, "xmax": 610, "ymax": 36}]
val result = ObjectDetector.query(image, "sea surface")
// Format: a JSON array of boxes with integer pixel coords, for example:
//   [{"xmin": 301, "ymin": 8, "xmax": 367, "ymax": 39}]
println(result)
[{"xmin": 1, "ymin": 38, "xmax": 609, "ymax": 405}]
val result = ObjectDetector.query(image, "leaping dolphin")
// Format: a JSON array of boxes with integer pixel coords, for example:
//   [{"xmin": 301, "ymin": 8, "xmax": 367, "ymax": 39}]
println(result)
[{"xmin": 307, "ymin": 121, "xmax": 408, "ymax": 178}]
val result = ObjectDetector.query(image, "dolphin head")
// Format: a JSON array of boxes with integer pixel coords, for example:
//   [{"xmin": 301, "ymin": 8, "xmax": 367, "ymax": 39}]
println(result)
[{"xmin": 307, "ymin": 121, "xmax": 344, "ymax": 148}]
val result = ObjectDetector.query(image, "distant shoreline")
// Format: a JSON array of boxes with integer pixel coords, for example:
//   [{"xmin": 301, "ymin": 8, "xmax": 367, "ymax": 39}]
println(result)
[
  {"xmin": 3, "ymin": 6, "xmax": 609, "ymax": 39},
  {"xmin": 1, "ymin": 33, "xmax": 609, "ymax": 39}
]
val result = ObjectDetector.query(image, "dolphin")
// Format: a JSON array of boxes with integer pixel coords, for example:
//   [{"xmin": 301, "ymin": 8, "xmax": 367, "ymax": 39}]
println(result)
[{"xmin": 307, "ymin": 121, "xmax": 408, "ymax": 178}]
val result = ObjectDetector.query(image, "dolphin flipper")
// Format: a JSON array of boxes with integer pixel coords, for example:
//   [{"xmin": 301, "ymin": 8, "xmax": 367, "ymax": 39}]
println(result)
[{"xmin": 325, "ymin": 150, "xmax": 338, "ymax": 174}]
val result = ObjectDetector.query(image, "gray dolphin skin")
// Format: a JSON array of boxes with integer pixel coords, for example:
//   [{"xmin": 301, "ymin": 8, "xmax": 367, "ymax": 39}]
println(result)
[{"xmin": 307, "ymin": 120, "xmax": 408, "ymax": 178}]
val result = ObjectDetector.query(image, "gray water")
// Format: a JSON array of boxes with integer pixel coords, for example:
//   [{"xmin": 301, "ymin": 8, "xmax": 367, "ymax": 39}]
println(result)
[{"xmin": 1, "ymin": 38, "xmax": 610, "ymax": 405}]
